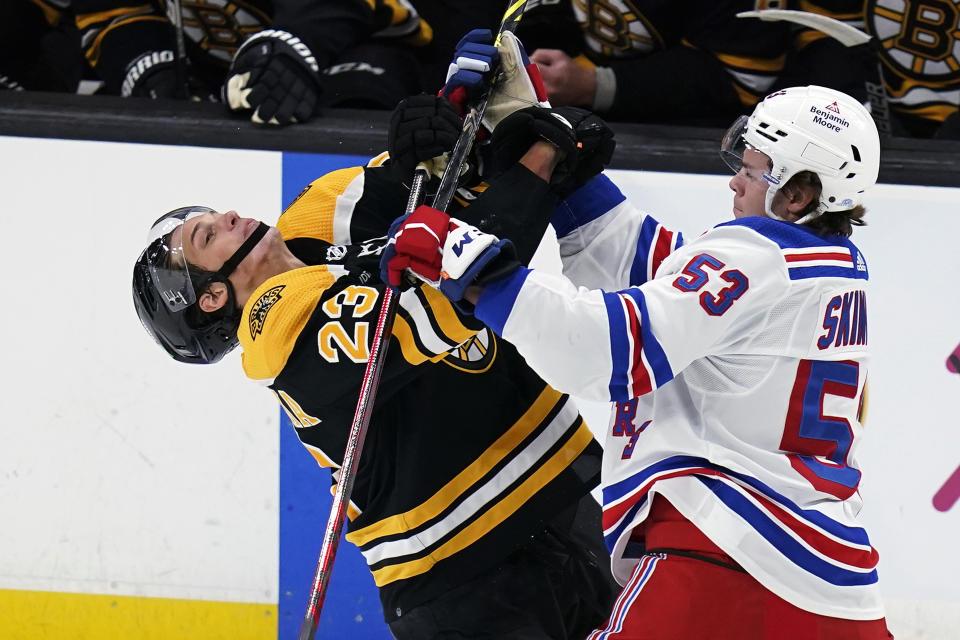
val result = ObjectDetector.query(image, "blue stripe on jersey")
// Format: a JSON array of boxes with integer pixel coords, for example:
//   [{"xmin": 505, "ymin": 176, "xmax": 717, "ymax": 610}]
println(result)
[
  {"xmin": 621, "ymin": 288, "xmax": 673, "ymax": 387},
  {"xmin": 603, "ymin": 455, "xmax": 708, "ymax": 504},
  {"xmin": 475, "ymin": 266, "xmax": 532, "ymax": 337},
  {"xmin": 787, "ymin": 264, "xmax": 868, "ymax": 281},
  {"xmin": 698, "ymin": 476, "xmax": 878, "ymax": 586},
  {"xmin": 628, "ymin": 216, "xmax": 662, "ymax": 286},
  {"xmin": 551, "ymin": 174, "xmax": 627, "ymax": 238},
  {"xmin": 603, "ymin": 494, "xmax": 647, "ymax": 552},
  {"xmin": 604, "ymin": 455, "xmax": 870, "ymax": 545},
  {"xmin": 603, "ymin": 291, "xmax": 633, "ymax": 402},
  {"xmin": 717, "ymin": 216, "xmax": 868, "ymax": 280}
]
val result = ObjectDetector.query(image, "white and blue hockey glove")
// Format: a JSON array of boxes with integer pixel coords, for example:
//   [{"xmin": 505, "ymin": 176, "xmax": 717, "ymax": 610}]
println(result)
[
  {"xmin": 224, "ymin": 29, "xmax": 323, "ymax": 126},
  {"xmin": 440, "ymin": 29, "xmax": 500, "ymax": 115},
  {"xmin": 380, "ymin": 205, "xmax": 518, "ymax": 301}
]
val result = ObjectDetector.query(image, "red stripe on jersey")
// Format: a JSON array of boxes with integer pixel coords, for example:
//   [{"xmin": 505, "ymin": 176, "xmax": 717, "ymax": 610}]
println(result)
[
  {"xmin": 785, "ymin": 252, "xmax": 851, "ymax": 263},
  {"xmin": 650, "ymin": 227, "xmax": 675, "ymax": 278},
  {"xmin": 748, "ymin": 488, "xmax": 879, "ymax": 570},
  {"xmin": 601, "ymin": 467, "xmax": 721, "ymax": 531},
  {"xmin": 623, "ymin": 296, "xmax": 653, "ymax": 396}
]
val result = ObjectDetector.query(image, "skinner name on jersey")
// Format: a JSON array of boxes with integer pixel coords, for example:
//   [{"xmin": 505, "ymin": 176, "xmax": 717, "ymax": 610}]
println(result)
[{"xmin": 818, "ymin": 289, "xmax": 867, "ymax": 350}]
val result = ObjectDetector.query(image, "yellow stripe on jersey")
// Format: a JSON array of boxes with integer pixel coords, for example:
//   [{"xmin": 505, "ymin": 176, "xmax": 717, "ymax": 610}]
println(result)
[
  {"xmin": 369, "ymin": 423, "xmax": 595, "ymax": 586},
  {"xmin": 346, "ymin": 386, "xmax": 563, "ymax": 547},
  {"xmin": 419, "ymin": 287, "xmax": 477, "ymax": 348},
  {"xmin": 75, "ymin": 4, "xmax": 153, "ymax": 30},
  {"xmin": 83, "ymin": 15, "xmax": 166, "ymax": 65},
  {"xmin": 329, "ymin": 483, "xmax": 362, "ymax": 520},
  {"xmin": 391, "ymin": 315, "xmax": 450, "ymax": 365},
  {"xmin": 710, "ymin": 49, "xmax": 786, "ymax": 73},
  {"xmin": 240, "ymin": 267, "xmax": 337, "ymax": 381},
  {"xmin": 29, "ymin": 0, "xmax": 63, "ymax": 26},
  {"xmin": 894, "ymin": 103, "xmax": 957, "ymax": 122},
  {"xmin": 794, "ymin": 29, "xmax": 829, "ymax": 50},
  {"xmin": 732, "ymin": 82, "xmax": 762, "ymax": 107},
  {"xmin": 367, "ymin": 151, "xmax": 391, "ymax": 167},
  {"xmin": 277, "ymin": 166, "xmax": 365, "ymax": 243},
  {"xmin": 798, "ymin": 0, "xmax": 862, "ymax": 20}
]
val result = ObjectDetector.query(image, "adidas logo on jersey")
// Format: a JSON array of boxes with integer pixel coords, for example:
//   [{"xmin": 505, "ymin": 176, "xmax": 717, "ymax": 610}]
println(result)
[{"xmin": 856, "ymin": 252, "xmax": 867, "ymax": 272}]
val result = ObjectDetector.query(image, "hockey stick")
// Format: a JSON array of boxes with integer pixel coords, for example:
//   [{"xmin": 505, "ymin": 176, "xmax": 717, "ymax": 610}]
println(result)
[
  {"xmin": 297, "ymin": 3, "xmax": 530, "ymax": 638},
  {"xmin": 167, "ymin": 0, "xmax": 189, "ymax": 99},
  {"xmin": 737, "ymin": 9, "xmax": 893, "ymax": 138},
  {"xmin": 297, "ymin": 169, "xmax": 428, "ymax": 640}
]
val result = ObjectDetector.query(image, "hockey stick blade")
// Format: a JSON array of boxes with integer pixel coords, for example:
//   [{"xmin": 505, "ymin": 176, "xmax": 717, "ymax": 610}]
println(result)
[{"xmin": 737, "ymin": 9, "xmax": 870, "ymax": 47}]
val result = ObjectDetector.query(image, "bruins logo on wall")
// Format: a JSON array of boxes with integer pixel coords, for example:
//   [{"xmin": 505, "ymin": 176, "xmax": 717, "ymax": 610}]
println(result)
[
  {"xmin": 866, "ymin": 0, "xmax": 960, "ymax": 84},
  {"xmin": 441, "ymin": 328, "xmax": 497, "ymax": 373},
  {"xmin": 249, "ymin": 285, "xmax": 285, "ymax": 340}
]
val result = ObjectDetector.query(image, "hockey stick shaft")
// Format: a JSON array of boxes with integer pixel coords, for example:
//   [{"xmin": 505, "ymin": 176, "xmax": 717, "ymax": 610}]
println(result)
[
  {"xmin": 297, "ymin": 169, "xmax": 427, "ymax": 640},
  {"xmin": 168, "ymin": 0, "xmax": 189, "ymax": 99}
]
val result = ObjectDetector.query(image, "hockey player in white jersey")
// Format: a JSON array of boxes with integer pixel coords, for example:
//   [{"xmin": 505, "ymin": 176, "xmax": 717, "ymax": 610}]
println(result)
[{"xmin": 382, "ymin": 86, "xmax": 894, "ymax": 638}]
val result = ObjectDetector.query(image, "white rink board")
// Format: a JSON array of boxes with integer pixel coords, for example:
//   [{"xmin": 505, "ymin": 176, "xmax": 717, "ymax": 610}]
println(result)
[
  {"xmin": 0, "ymin": 136, "xmax": 281, "ymax": 603},
  {"xmin": 568, "ymin": 169, "xmax": 960, "ymax": 640}
]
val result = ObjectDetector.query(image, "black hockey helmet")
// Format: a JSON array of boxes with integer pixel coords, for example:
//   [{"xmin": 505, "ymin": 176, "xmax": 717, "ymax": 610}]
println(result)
[{"xmin": 132, "ymin": 206, "xmax": 268, "ymax": 364}]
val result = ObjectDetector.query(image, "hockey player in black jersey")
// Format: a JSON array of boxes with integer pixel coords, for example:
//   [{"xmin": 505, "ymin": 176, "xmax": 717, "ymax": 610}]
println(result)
[
  {"xmin": 72, "ymin": 0, "xmax": 506, "ymax": 125},
  {"xmin": 130, "ymin": 89, "xmax": 618, "ymax": 636}
]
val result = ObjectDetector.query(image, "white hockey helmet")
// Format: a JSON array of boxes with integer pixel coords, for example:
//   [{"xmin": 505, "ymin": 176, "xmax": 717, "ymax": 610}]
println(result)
[{"xmin": 721, "ymin": 85, "xmax": 881, "ymax": 223}]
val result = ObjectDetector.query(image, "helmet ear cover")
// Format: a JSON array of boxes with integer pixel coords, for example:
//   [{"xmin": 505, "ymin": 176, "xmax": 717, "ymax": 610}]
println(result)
[{"xmin": 132, "ymin": 213, "xmax": 269, "ymax": 365}]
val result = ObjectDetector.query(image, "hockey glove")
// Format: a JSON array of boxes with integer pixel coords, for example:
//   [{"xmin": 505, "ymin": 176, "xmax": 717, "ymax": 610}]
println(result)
[
  {"xmin": 482, "ymin": 31, "xmax": 549, "ymax": 133},
  {"xmin": 380, "ymin": 205, "xmax": 518, "ymax": 302},
  {"xmin": 387, "ymin": 94, "xmax": 463, "ymax": 182},
  {"xmin": 440, "ymin": 29, "xmax": 499, "ymax": 115},
  {"xmin": 491, "ymin": 106, "xmax": 615, "ymax": 196},
  {"xmin": 224, "ymin": 29, "xmax": 323, "ymax": 126},
  {"xmin": 380, "ymin": 205, "xmax": 450, "ymax": 290},
  {"xmin": 0, "ymin": 73, "xmax": 24, "ymax": 91},
  {"xmin": 120, "ymin": 50, "xmax": 216, "ymax": 101}
]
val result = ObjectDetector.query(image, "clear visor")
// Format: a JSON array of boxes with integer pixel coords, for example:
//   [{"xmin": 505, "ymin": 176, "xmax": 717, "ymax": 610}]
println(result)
[
  {"xmin": 145, "ymin": 206, "xmax": 215, "ymax": 312},
  {"xmin": 720, "ymin": 115, "xmax": 749, "ymax": 174}
]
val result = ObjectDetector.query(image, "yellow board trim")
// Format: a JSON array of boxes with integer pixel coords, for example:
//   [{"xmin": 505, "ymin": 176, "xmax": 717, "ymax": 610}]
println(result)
[
  {"xmin": 346, "ymin": 386, "xmax": 564, "ymax": 546},
  {"xmin": 0, "ymin": 589, "xmax": 275, "ymax": 640},
  {"xmin": 370, "ymin": 423, "xmax": 595, "ymax": 586}
]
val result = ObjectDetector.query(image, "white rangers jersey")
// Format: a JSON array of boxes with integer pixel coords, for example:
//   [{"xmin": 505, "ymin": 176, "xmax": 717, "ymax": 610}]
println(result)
[{"xmin": 473, "ymin": 175, "xmax": 883, "ymax": 620}]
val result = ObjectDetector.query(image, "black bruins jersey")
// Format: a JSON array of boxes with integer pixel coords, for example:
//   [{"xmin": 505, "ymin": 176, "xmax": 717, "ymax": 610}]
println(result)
[
  {"xmin": 518, "ymin": 0, "xmax": 790, "ymax": 124},
  {"xmin": 237, "ymin": 156, "xmax": 602, "ymax": 620},
  {"xmin": 863, "ymin": 0, "xmax": 960, "ymax": 136},
  {"xmin": 72, "ymin": 0, "xmax": 434, "ymax": 94}
]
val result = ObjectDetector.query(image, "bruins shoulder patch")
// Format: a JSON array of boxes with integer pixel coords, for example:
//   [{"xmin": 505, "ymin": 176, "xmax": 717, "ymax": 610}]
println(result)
[
  {"xmin": 441, "ymin": 328, "xmax": 497, "ymax": 373},
  {"xmin": 249, "ymin": 285, "xmax": 285, "ymax": 340}
]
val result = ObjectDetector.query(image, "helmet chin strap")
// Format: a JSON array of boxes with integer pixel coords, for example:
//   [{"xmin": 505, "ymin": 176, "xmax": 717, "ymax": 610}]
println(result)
[{"xmin": 216, "ymin": 221, "xmax": 270, "ymax": 279}]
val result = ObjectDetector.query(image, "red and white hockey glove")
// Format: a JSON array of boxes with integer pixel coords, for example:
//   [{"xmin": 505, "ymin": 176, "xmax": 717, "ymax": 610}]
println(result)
[
  {"xmin": 381, "ymin": 205, "xmax": 453, "ymax": 289},
  {"xmin": 380, "ymin": 205, "xmax": 518, "ymax": 302}
]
